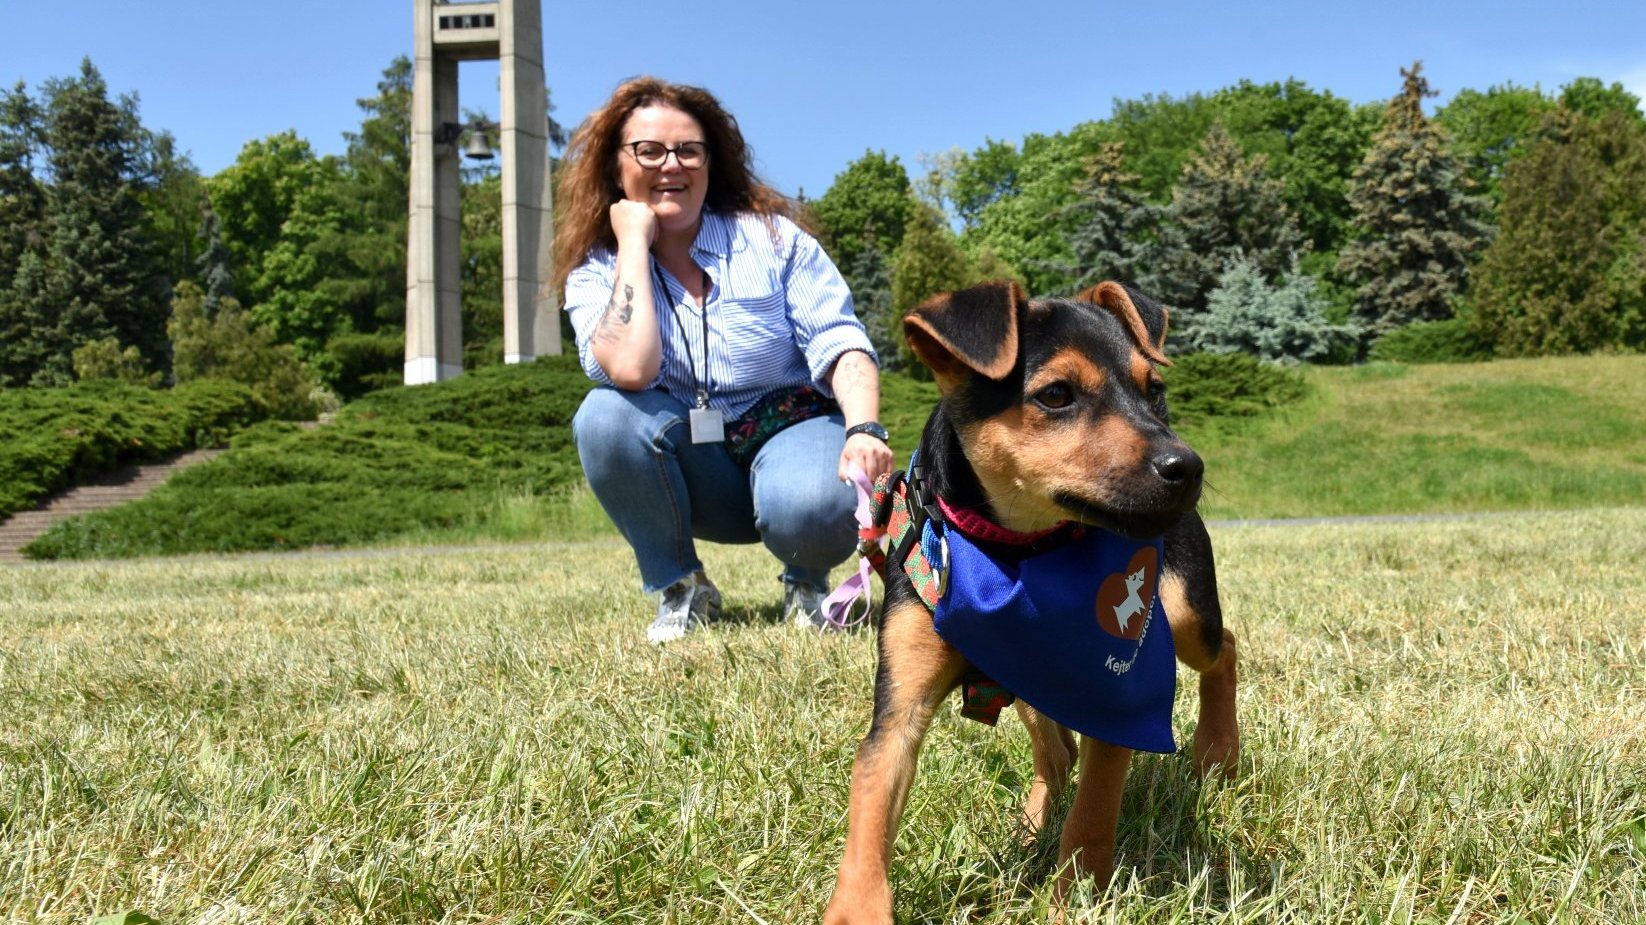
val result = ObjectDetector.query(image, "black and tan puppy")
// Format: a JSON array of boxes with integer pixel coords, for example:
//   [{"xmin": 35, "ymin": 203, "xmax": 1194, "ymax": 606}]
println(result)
[{"xmin": 824, "ymin": 280, "xmax": 1239, "ymax": 924}]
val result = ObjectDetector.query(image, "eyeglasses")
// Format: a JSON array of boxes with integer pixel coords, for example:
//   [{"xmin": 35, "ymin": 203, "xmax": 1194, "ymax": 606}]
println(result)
[{"xmin": 621, "ymin": 140, "xmax": 709, "ymax": 170}]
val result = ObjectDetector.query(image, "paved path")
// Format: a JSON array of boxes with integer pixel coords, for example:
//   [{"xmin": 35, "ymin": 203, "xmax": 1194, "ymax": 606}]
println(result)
[{"xmin": 0, "ymin": 448, "xmax": 223, "ymax": 564}]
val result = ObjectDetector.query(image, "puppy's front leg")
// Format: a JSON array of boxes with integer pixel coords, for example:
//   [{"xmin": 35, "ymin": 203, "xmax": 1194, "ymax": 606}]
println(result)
[
  {"xmin": 1015, "ymin": 702, "xmax": 1076, "ymax": 837},
  {"xmin": 825, "ymin": 600, "xmax": 966, "ymax": 925},
  {"xmin": 1053, "ymin": 737, "xmax": 1133, "ymax": 908}
]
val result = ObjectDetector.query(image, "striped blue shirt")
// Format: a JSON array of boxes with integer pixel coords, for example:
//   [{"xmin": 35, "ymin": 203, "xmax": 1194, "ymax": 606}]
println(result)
[{"xmin": 563, "ymin": 210, "xmax": 876, "ymax": 417}]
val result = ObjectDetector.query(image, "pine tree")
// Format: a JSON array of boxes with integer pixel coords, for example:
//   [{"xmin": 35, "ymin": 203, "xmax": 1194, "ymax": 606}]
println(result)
[
  {"xmin": 1140, "ymin": 121, "xmax": 1305, "ymax": 328},
  {"xmin": 33, "ymin": 59, "xmax": 168, "ymax": 384},
  {"xmin": 1337, "ymin": 62, "xmax": 1489, "ymax": 340},
  {"xmin": 0, "ymin": 80, "xmax": 48, "ymax": 386},
  {"xmin": 1051, "ymin": 142, "xmax": 1152, "ymax": 293}
]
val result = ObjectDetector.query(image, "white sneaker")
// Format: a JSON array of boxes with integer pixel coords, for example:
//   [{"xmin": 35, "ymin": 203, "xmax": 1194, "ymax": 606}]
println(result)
[
  {"xmin": 647, "ymin": 572, "xmax": 722, "ymax": 644},
  {"xmin": 783, "ymin": 580, "xmax": 828, "ymax": 630}
]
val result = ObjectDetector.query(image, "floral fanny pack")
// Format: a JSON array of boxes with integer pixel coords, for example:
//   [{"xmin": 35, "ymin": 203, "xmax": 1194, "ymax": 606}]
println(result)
[{"xmin": 724, "ymin": 385, "xmax": 839, "ymax": 467}]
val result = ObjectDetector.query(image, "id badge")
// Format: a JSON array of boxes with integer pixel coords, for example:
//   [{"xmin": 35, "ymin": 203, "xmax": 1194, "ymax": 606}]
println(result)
[{"xmin": 689, "ymin": 406, "xmax": 725, "ymax": 444}]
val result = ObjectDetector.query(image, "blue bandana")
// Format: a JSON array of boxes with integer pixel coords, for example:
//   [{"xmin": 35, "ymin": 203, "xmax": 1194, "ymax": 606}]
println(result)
[{"xmin": 932, "ymin": 526, "xmax": 1178, "ymax": 754}]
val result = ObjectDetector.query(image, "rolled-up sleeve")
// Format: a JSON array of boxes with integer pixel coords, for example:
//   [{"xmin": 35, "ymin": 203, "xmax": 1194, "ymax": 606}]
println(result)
[
  {"xmin": 563, "ymin": 256, "xmax": 618, "ymax": 387},
  {"xmin": 781, "ymin": 225, "xmax": 877, "ymax": 394}
]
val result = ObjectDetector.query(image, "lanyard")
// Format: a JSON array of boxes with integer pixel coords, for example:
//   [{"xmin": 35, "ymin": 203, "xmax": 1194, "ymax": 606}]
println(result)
[{"xmin": 654, "ymin": 263, "xmax": 711, "ymax": 409}]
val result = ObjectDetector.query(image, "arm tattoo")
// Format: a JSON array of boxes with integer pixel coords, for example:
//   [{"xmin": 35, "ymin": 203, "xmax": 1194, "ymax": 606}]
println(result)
[
  {"xmin": 594, "ymin": 283, "xmax": 635, "ymax": 345},
  {"xmin": 833, "ymin": 351, "xmax": 875, "ymax": 398}
]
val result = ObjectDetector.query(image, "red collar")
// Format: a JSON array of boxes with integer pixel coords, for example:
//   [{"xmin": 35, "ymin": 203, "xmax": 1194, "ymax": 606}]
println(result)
[{"xmin": 936, "ymin": 496, "xmax": 1073, "ymax": 547}]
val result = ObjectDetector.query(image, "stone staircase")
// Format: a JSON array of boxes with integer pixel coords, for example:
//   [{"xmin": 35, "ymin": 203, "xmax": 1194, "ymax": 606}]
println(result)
[{"xmin": 0, "ymin": 448, "xmax": 224, "ymax": 564}]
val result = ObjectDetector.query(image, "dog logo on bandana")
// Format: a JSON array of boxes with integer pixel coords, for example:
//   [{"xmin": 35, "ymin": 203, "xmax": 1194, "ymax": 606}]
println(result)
[{"xmin": 1095, "ymin": 546, "xmax": 1159, "ymax": 640}]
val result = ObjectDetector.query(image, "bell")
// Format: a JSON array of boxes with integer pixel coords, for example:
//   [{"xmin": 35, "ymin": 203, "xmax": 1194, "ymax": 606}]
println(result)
[{"xmin": 464, "ymin": 129, "xmax": 495, "ymax": 161}]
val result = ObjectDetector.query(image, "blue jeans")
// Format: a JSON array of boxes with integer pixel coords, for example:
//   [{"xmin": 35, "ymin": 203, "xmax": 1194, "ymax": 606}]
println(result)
[{"xmin": 571, "ymin": 387, "xmax": 858, "ymax": 594}]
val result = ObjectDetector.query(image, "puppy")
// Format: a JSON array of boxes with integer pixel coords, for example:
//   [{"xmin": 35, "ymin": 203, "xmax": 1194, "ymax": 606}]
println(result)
[{"xmin": 824, "ymin": 280, "xmax": 1239, "ymax": 924}]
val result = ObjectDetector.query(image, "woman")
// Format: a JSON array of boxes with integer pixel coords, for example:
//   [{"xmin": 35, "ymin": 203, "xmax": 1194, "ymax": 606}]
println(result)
[{"xmin": 556, "ymin": 77, "xmax": 894, "ymax": 643}]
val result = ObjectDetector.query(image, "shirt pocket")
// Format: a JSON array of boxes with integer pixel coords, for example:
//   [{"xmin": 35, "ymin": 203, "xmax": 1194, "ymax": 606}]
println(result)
[{"xmin": 721, "ymin": 288, "xmax": 801, "ymax": 387}]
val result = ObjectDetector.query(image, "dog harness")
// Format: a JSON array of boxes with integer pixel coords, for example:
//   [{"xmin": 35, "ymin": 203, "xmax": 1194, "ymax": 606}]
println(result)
[{"xmin": 851, "ymin": 457, "xmax": 1178, "ymax": 754}]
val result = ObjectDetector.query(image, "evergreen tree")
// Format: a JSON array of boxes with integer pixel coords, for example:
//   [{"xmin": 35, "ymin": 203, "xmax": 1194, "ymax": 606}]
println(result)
[
  {"xmin": 196, "ymin": 196, "xmax": 234, "ymax": 316},
  {"xmin": 1191, "ymin": 257, "xmax": 1358, "ymax": 363},
  {"xmin": 1470, "ymin": 108, "xmax": 1646, "ymax": 355},
  {"xmin": 891, "ymin": 204, "xmax": 974, "ymax": 377},
  {"xmin": 1141, "ymin": 121, "xmax": 1306, "ymax": 327},
  {"xmin": 1050, "ymin": 141, "xmax": 1152, "ymax": 292},
  {"xmin": 30, "ymin": 59, "xmax": 168, "ymax": 385},
  {"xmin": 845, "ymin": 225, "xmax": 899, "ymax": 371},
  {"xmin": 0, "ymin": 80, "xmax": 48, "ymax": 386},
  {"xmin": 335, "ymin": 57, "xmax": 413, "ymax": 334},
  {"xmin": 1337, "ymin": 62, "xmax": 1490, "ymax": 340}
]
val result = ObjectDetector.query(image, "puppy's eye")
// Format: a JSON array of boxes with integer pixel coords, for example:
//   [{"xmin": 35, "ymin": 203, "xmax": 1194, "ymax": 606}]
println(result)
[
  {"xmin": 1032, "ymin": 383, "xmax": 1075, "ymax": 410},
  {"xmin": 1147, "ymin": 380, "xmax": 1167, "ymax": 402}
]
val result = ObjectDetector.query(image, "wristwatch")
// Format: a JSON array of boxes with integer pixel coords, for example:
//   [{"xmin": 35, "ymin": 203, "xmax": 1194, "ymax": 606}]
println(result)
[{"xmin": 845, "ymin": 421, "xmax": 890, "ymax": 444}]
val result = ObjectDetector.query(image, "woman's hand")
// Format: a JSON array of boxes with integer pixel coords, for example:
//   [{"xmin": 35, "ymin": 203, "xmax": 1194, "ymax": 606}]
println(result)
[
  {"xmin": 840, "ymin": 431, "xmax": 894, "ymax": 484},
  {"xmin": 609, "ymin": 199, "xmax": 657, "ymax": 250}
]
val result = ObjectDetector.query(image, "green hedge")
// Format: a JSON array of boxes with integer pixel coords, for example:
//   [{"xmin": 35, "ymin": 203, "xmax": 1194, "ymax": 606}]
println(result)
[{"xmin": 0, "ymin": 380, "xmax": 267, "ymax": 520}]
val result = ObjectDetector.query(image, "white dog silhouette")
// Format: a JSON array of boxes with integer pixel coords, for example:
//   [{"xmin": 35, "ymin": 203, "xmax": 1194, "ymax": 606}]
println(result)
[{"xmin": 1112, "ymin": 566, "xmax": 1149, "ymax": 633}]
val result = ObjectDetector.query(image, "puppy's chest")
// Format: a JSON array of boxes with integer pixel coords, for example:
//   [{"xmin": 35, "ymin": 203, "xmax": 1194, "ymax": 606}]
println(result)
[{"xmin": 929, "ymin": 523, "xmax": 1182, "ymax": 754}]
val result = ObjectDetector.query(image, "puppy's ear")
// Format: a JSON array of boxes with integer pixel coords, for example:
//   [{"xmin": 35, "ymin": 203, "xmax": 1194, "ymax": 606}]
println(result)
[
  {"xmin": 904, "ymin": 280, "xmax": 1023, "ymax": 383},
  {"xmin": 1075, "ymin": 281, "xmax": 1172, "ymax": 366}
]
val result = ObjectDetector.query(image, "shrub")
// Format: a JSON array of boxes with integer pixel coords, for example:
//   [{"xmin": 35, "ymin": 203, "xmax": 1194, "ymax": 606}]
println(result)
[
  {"xmin": 0, "ymin": 379, "xmax": 266, "ymax": 520},
  {"xmin": 1369, "ymin": 317, "xmax": 1493, "ymax": 364},
  {"xmin": 24, "ymin": 356, "xmax": 596, "ymax": 557},
  {"xmin": 1161, "ymin": 351, "xmax": 1309, "ymax": 429},
  {"xmin": 168, "ymin": 281, "xmax": 320, "ymax": 419}
]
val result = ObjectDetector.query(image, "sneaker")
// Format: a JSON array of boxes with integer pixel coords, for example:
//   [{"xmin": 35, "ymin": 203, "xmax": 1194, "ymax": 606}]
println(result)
[
  {"xmin": 647, "ymin": 572, "xmax": 722, "ymax": 644},
  {"xmin": 783, "ymin": 580, "xmax": 828, "ymax": 631}
]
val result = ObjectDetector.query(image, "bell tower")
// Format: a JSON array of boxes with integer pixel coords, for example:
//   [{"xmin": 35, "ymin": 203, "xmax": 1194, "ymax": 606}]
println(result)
[{"xmin": 405, "ymin": 0, "xmax": 559, "ymax": 385}]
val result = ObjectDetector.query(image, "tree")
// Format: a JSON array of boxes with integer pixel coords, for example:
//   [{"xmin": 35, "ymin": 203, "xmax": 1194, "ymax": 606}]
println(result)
[
  {"xmin": 0, "ymin": 80, "xmax": 48, "ymax": 385},
  {"xmin": 167, "ymin": 280, "xmax": 318, "ymax": 419},
  {"xmin": 948, "ymin": 138, "xmax": 1020, "ymax": 227},
  {"xmin": 1191, "ymin": 257, "xmax": 1358, "ymax": 363},
  {"xmin": 959, "ymin": 123, "xmax": 1108, "ymax": 294},
  {"xmin": 1469, "ymin": 108, "xmax": 1646, "ymax": 355},
  {"xmin": 1049, "ymin": 141, "xmax": 1152, "ymax": 292},
  {"xmin": 1140, "ymin": 121, "xmax": 1306, "ymax": 327},
  {"xmin": 72, "ymin": 336, "xmax": 161, "ymax": 386},
  {"xmin": 1558, "ymin": 78, "xmax": 1646, "ymax": 125},
  {"xmin": 12, "ymin": 60, "xmax": 169, "ymax": 386},
  {"xmin": 196, "ymin": 196, "xmax": 234, "ymax": 316},
  {"xmin": 891, "ymin": 203, "xmax": 974, "ymax": 376},
  {"xmin": 208, "ymin": 132, "xmax": 354, "ymax": 363},
  {"xmin": 139, "ymin": 131, "xmax": 207, "ymax": 297},
  {"xmin": 811, "ymin": 150, "xmax": 914, "ymax": 272},
  {"xmin": 1337, "ymin": 62, "xmax": 1489, "ymax": 340},
  {"xmin": 1435, "ymin": 83, "xmax": 1556, "ymax": 203},
  {"xmin": 845, "ymin": 226, "xmax": 898, "ymax": 371}
]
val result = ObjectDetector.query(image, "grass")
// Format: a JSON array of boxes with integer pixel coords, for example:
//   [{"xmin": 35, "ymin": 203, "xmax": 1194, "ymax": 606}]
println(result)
[
  {"xmin": 3, "ymin": 507, "xmax": 1643, "ymax": 923},
  {"xmin": 1185, "ymin": 355, "xmax": 1646, "ymax": 520}
]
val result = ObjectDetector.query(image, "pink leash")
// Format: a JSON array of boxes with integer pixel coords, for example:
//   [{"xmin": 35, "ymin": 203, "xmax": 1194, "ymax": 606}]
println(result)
[{"xmin": 820, "ymin": 463, "xmax": 879, "ymax": 630}]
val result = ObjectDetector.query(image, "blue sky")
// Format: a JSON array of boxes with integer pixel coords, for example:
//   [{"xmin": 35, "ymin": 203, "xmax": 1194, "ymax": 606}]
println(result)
[{"xmin": 6, "ymin": 0, "xmax": 1645, "ymax": 198}]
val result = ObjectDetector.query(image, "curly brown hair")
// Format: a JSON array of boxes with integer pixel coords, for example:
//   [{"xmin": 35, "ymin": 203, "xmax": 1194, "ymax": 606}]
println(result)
[{"xmin": 552, "ymin": 76, "xmax": 801, "ymax": 294}]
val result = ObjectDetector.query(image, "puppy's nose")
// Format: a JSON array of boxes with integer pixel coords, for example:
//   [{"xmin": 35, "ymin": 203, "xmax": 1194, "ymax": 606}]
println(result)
[{"xmin": 1151, "ymin": 449, "xmax": 1203, "ymax": 485}]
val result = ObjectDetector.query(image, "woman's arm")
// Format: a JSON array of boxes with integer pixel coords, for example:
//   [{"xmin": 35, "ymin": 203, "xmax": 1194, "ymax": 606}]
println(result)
[
  {"xmin": 830, "ymin": 349, "xmax": 894, "ymax": 482},
  {"xmin": 588, "ymin": 201, "xmax": 663, "ymax": 389}
]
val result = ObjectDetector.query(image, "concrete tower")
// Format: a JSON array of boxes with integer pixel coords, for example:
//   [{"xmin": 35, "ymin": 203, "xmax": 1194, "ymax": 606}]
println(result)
[{"xmin": 406, "ymin": 0, "xmax": 559, "ymax": 385}]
